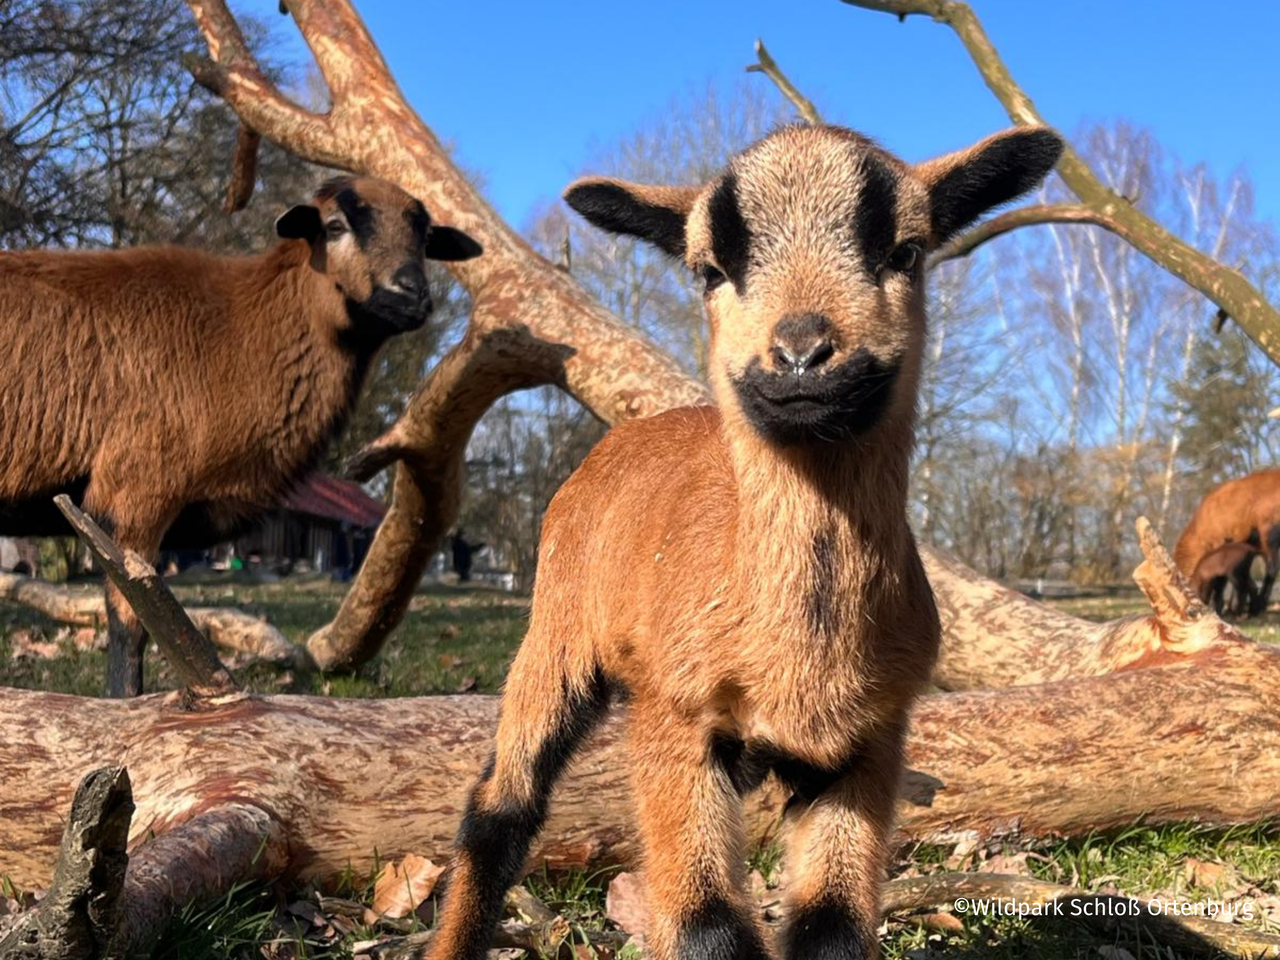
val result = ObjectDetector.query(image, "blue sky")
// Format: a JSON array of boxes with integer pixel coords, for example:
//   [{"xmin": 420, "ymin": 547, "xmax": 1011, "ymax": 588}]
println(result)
[{"xmin": 265, "ymin": 0, "xmax": 1279, "ymax": 232}]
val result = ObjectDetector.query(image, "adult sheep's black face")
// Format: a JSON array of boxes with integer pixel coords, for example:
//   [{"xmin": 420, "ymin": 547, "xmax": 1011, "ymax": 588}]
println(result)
[{"xmin": 276, "ymin": 176, "xmax": 482, "ymax": 335}]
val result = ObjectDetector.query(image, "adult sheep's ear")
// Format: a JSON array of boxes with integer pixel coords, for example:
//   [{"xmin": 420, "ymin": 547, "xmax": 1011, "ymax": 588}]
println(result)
[
  {"xmin": 275, "ymin": 204, "xmax": 323, "ymax": 241},
  {"xmin": 425, "ymin": 225, "xmax": 483, "ymax": 262},
  {"xmin": 914, "ymin": 126, "xmax": 1064, "ymax": 247},
  {"xmin": 563, "ymin": 178, "xmax": 699, "ymax": 259}
]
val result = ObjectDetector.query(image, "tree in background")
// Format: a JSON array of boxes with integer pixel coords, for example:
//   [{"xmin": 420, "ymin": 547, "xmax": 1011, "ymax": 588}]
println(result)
[
  {"xmin": 1169, "ymin": 327, "xmax": 1280, "ymax": 489},
  {"xmin": 477, "ymin": 94, "xmax": 1280, "ymax": 589}
]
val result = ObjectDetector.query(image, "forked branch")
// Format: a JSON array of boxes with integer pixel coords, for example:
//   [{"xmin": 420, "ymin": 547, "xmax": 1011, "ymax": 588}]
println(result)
[
  {"xmin": 185, "ymin": 0, "xmax": 708, "ymax": 671},
  {"xmin": 745, "ymin": 39, "xmax": 822, "ymax": 124},
  {"xmin": 839, "ymin": 0, "xmax": 1280, "ymax": 362}
]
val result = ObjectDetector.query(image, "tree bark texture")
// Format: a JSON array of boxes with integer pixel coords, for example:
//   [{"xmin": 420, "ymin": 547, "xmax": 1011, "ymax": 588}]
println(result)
[{"xmin": 4, "ymin": 629, "xmax": 1278, "ymax": 894}]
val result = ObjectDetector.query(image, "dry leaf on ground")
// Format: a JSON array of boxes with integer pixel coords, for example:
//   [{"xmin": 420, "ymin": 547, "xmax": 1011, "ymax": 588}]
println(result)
[
  {"xmin": 368, "ymin": 854, "xmax": 444, "ymax": 921},
  {"xmin": 606, "ymin": 872, "xmax": 650, "ymax": 940}
]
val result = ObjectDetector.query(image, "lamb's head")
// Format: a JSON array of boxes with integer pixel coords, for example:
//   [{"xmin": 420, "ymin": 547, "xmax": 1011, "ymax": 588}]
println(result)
[
  {"xmin": 276, "ymin": 175, "xmax": 482, "ymax": 335},
  {"xmin": 565, "ymin": 124, "xmax": 1062, "ymax": 445}
]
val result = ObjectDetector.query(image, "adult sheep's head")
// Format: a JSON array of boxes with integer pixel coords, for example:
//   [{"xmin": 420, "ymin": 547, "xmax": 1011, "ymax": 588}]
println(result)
[{"xmin": 276, "ymin": 175, "xmax": 482, "ymax": 335}]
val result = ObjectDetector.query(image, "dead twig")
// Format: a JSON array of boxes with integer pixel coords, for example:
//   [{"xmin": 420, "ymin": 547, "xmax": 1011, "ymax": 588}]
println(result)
[{"xmin": 53, "ymin": 495, "xmax": 238, "ymax": 696}]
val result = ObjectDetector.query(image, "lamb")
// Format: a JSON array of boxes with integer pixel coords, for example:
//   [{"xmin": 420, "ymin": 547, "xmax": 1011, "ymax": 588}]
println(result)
[
  {"xmin": 423, "ymin": 123, "xmax": 1063, "ymax": 960},
  {"xmin": 0, "ymin": 175, "xmax": 481, "ymax": 695},
  {"xmin": 1174, "ymin": 470, "xmax": 1280, "ymax": 617}
]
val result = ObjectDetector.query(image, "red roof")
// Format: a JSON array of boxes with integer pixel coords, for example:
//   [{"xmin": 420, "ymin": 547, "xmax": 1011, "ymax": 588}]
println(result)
[{"xmin": 282, "ymin": 473, "xmax": 387, "ymax": 529}]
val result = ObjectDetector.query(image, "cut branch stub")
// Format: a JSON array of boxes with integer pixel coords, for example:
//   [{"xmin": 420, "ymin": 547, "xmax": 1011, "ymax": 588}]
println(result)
[
  {"xmin": 1131, "ymin": 515, "xmax": 1229, "ymax": 656},
  {"xmin": 53, "ymin": 495, "xmax": 238, "ymax": 696},
  {"xmin": 0, "ymin": 766, "xmax": 133, "ymax": 960}
]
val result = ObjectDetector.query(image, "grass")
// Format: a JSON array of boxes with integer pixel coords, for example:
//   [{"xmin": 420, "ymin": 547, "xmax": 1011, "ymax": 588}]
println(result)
[
  {"xmin": 0, "ymin": 576, "xmax": 529, "ymax": 698},
  {"xmin": 1, "ymin": 578, "xmax": 1277, "ymax": 958},
  {"xmin": 1050, "ymin": 588, "xmax": 1280, "ymax": 645}
]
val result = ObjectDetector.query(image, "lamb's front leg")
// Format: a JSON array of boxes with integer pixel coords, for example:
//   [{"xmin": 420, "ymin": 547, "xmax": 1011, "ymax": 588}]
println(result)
[
  {"xmin": 779, "ymin": 722, "xmax": 907, "ymax": 960},
  {"xmin": 629, "ymin": 702, "xmax": 771, "ymax": 960}
]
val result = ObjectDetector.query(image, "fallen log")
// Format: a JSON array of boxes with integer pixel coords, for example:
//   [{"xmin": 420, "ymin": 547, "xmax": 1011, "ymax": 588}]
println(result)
[
  {"xmin": 4, "ymin": 629, "xmax": 1278, "ymax": 893},
  {"xmin": 924, "ymin": 519, "xmax": 1228, "ymax": 691},
  {"xmin": 0, "ymin": 572, "xmax": 304, "ymax": 668},
  {"xmin": 0, "ymin": 573, "xmax": 104, "ymax": 626}
]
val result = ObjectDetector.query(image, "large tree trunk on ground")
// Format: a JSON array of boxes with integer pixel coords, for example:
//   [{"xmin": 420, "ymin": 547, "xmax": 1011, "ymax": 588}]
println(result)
[
  {"xmin": 922, "ymin": 519, "xmax": 1224, "ymax": 690},
  {"xmin": 4, "ymin": 631, "xmax": 1278, "ymax": 893}
]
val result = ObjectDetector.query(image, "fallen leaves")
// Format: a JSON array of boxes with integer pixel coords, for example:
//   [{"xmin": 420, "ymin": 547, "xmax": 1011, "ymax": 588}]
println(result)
[
  {"xmin": 604, "ymin": 872, "xmax": 648, "ymax": 942},
  {"xmin": 368, "ymin": 854, "xmax": 444, "ymax": 923},
  {"xmin": 8, "ymin": 629, "xmax": 61, "ymax": 660}
]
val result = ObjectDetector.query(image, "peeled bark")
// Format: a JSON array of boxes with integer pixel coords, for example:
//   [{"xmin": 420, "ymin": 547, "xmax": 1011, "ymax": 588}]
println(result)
[{"xmin": 0, "ymin": 573, "xmax": 103, "ymax": 626}]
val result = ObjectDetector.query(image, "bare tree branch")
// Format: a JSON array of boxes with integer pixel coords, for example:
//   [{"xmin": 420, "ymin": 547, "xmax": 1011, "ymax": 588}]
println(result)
[
  {"xmin": 841, "ymin": 0, "xmax": 1280, "ymax": 364},
  {"xmin": 745, "ymin": 38, "xmax": 823, "ymax": 124},
  {"xmin": 929, "ymin": 203, "xmax": 1108, "ymax": 264},
  {"xmin": 184, "ymin": 0, "xmax": 708, "ymax": 670},
  {"xmin": 224, "ymin": 124, "xmax": 260, "ymax": 212},
  {"xmin": 54, "ymin": 495, "xmax": 238, "ymax": 697}
]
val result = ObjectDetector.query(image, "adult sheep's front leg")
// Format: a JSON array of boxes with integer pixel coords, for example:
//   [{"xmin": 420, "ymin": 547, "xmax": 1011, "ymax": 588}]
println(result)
[{"xmin": 103, "ymin": 577, "xmax": 148, "ymax": 697}]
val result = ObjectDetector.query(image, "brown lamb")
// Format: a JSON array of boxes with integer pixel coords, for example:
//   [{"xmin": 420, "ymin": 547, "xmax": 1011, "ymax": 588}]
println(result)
[
  {"xmin": 423, "ymin": 123, "xmax": 1063, "ymax": 960},
  {"xmin": 0, "ymin": 176, "xmax": 481, "ymax": 696}
]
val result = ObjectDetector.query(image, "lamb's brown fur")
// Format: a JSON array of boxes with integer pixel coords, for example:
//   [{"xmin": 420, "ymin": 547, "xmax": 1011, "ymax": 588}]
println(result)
[
  {"xmin": 1174, "ymin": 470, "xmax": 1280, "ymax": 617},
  {"xmin": 0, "ymin": 175, "xmax": 480, "ymax": 695},
  {"xmin": 425, "ymin": 124, "xmax": 1062, "ymax": 960}
]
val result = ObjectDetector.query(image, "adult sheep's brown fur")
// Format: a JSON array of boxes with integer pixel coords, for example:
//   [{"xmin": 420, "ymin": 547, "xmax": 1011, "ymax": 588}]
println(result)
[
  {"xmin": 0, "ymin": 175, "xmax": 481, "ymax": 696},
  {"xmin": 1190, "ymin": 539, "xmax": 1262, "ymax": 616},
  {"xmin": 1174, "ymin": 470, "xmax": 1280, "ymax": 618}
]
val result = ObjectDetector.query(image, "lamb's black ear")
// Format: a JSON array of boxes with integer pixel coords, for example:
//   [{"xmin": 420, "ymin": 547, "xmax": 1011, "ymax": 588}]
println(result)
[
  {"xmin": 275, "ymin": 204, "xmax": 323, "ymax": 241},
  {"xmin": 425, "ymin": 226, "xmax": 483, "ymax": 262},
  {"xmin": 563, "ymin": 177, "xmax": 699, "ymax": 259},
  {"xmin": 915, "ymin": 127, "xmax": 1064, "ymax": 246}
]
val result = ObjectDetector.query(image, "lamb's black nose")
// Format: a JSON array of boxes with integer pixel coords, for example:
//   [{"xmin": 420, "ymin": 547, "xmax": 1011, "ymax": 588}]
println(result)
[
  {"xmin": 392, "ymin": 264, "xmax": 428, "ymax": 300},
  {"xmin": 771, "ymin": 313, "xmax": 835, "ymax": 375}
]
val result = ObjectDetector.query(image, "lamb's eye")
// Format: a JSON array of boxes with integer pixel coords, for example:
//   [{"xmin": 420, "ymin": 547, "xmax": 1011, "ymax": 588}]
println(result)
[
  {"xmin": 325, "ymin": 219, "xmax": 348, "ymax": 240},
  {"xmin": 886, "ymin": 241, "xmax": 923, "ymax": 275},
  {"xmin": 699, "ymin": 263, "xmax": 727, "ymax": 294}
]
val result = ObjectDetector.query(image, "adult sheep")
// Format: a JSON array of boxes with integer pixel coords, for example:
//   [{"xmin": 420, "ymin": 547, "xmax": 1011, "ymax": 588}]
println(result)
[
  {"xmin": 1190, "ymin": 539, "xmax": 1263, "ymax": 617},
  {"xmin": 0, "ymin": 176, "xmax": 481, "ymax": 696},
  {"xmin": 1174, "ymin": 470, "xmax": 1280, "ymax": 618}
]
